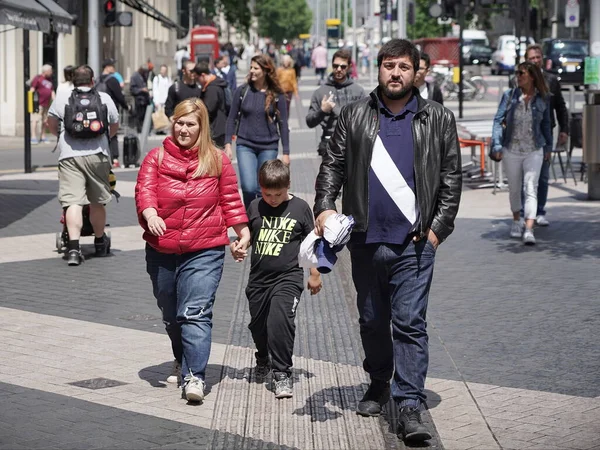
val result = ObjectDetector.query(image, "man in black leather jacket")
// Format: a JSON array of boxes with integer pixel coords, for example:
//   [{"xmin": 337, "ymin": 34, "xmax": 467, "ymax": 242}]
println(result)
[{"xmin": 314, "ymin": 39, "xmax": 461, "ymax": 444}]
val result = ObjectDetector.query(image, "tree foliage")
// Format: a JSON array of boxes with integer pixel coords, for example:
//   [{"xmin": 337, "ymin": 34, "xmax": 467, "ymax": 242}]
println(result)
[
  {"xmin": 193, "ymin": 0, "xmax": 253, "ymax": 35},
  {"xmin": 255, "ymin": 0, "xmax": 313, "ymax": 44},
  {"xmin": 407, "ymin": 0, "xmax": 445, "ymax": 40}
]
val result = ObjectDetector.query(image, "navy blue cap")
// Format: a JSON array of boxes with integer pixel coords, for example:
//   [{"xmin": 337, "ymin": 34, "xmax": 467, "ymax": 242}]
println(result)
[{"xmin": 315, "ymin": 239, "xmax": 341, "ymax": 274}]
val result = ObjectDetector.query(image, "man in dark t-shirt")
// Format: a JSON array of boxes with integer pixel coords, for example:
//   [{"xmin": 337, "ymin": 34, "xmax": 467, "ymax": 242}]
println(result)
[
  {"xmin": 164, "ymin": 61, "xmax": 202, "ymax": 118},
  {"xmin": 234, "ymin": 159, "xmax": 321, "ymax": 400}
]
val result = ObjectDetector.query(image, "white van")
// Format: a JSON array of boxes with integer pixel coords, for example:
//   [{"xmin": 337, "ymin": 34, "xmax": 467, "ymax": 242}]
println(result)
[{"xmin": 491, "ymin": 35, "xmax": 535, "ymax": 75}]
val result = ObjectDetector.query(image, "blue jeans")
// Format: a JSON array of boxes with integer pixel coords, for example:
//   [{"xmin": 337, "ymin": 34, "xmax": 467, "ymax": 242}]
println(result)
[
  {"xmin": 146, "ymin": 244, "xmax": 225, "ymax": 381},
  {"xmin": 521, "ymin": 158, "xmax": 549, "ymax": 217},
  {"xmin": 236, "ymin": 144, "xmax": 278, "ymax": 207},
  {"xmin": 349, "ymin": 238, "xmax": 436, "ymax": 407}
]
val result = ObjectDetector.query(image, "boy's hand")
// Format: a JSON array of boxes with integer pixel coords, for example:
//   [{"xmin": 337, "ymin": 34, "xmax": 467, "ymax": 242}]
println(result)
[
  {"xmin": 307, "ymin": 272, "xmax": 322, "ymax": 295},
  {"xmin": 230, "ymin": 238, "xmax": 249, "ymax": 262}
]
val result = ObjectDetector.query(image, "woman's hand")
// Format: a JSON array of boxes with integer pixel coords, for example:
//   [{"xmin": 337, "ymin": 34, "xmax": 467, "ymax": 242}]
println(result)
[
  {"xmin": 282, "ymin": 154, "xmax": 290, "ymax": 165},
  {"xmin": 492, "ymin": 151, "xmax": 503, "ymax": 161},
  {"xmin": 224, "ymin": 143, "xmax": 233, "ymax": 160},
  {"xmin": 147, "ymin": 215, "xmax": 166, "ymax": 236},
  {"xmin": 231, "ymin": 224, "xmax": 251, "ymax": 262}
]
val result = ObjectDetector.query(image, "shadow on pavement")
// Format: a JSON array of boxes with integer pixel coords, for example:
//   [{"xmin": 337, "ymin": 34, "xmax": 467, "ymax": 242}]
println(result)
[
  {"xmin": 482, "ymin": 218, "xmax": 600, "ymax": 259},
  {"xmin": 0, "ymin": 193, "xmax": 56, "ymax": 230}
]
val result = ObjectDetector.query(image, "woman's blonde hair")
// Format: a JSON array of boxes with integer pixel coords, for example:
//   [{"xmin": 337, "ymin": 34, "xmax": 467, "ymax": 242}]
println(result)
[
  {"xmin": 281, "ymin": 54, "xmax": 293, "ymax": 69},
  {"xmin": 171, "ymin": 98, "xmax": 221, "ymax": 178}
]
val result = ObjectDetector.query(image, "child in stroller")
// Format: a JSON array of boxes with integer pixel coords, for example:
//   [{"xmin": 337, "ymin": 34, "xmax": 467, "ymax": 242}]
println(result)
[{"xmin": 55, "ymin": 170, "xmax": 119, "ymax": 254}]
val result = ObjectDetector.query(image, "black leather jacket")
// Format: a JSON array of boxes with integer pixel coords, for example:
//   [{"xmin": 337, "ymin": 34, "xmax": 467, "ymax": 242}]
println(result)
[{"xmin": 314, "ymin": 88, "xmax": 462, "ymax": 243}]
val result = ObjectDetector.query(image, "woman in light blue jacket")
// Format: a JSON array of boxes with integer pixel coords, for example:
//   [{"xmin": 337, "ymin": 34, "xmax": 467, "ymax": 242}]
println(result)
[{"xmin": 491, "ymin": 62, "xmax": 552, "ymax": 246}]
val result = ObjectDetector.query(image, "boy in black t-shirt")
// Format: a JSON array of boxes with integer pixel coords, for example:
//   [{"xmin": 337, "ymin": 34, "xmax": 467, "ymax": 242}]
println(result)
[{"xmin": 231, "ymin": 159, "xmax": 322, "ymax": 398}]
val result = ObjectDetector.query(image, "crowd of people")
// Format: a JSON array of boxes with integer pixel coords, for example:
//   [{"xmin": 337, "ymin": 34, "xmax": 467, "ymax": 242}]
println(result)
[{"xmin": 34, "ymin": 32, "xmax": 569, "ymax": 445}]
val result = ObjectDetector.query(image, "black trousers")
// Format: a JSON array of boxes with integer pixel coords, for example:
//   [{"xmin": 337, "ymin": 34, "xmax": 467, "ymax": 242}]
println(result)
[
  {"xmin": 246, "ymin": 280, "xmax": 303, "ymax": 375},
  {"xmin": 109, "ymin": 135, "xmax": 119, "ymax": 161}
]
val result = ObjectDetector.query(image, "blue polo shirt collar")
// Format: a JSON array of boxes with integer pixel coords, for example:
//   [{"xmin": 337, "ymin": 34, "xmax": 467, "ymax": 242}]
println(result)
[{"xmin": 376, "ymin": 91, "xmax": 418, "ymax": 118}]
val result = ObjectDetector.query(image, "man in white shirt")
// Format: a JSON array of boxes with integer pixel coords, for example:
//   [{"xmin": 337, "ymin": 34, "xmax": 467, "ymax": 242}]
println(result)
[
  {"xmin": 152, "ymin": 64, "xmax": 172, "ymax": 108},
  {"xmin": 47, "ymin": 65, "xmax": 120, "ymax": 266},
  {"xmin": 414, "ymin": 53, "xmax": 443, "ymax": 105},
  {"xmin": 174, "ymin": 46, "xmax": 190, "ymax": 80}
]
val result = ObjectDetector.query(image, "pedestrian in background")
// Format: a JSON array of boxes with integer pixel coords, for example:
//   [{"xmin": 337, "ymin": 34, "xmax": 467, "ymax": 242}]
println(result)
[
  {"xmin": 311, "ymin": 43, "xmax": 328, "ymax": 85},
  {"xmin": 30, "ymin": 64, "xmax": 54, "ymax": 144},
  {"xmin": 47, "ymin": 65, "xmax": 119, "ymax": 266},
  {"xmin": 130, "ymin": 65, "xmax": 151, "ymax": 133},
  {"xmin": 314, "ymin": 39, "xmax": 462, "ymax": 444},
  {"xmin": 231, "ymin": 159, "xmax": 322, "ymax": 399},
  {"xmin": 414, "ymin": 53, "xmax": 443, "ymax": 105},
  {"xmin": 492, "ymin": 62, "xmax": 551, "ymax": 246},
  {"xmin": 55, "ymin": 65, "xmax": 75, "ymax": 98},
  {"xmin": 135, "ymin": 98, "xmax": 250, "ymax": 402},
  {"xmin": 277, "ymin": 55, "xmax": 299, "ymax": 116},
  {"xmin": 213, "ymin": 55, "xmax": 237, "ymax": 91},
  {"xmin": 306, "ymin": 49, "xmax": 365, "ymax": 157},
  {"xmin": 164, "ymin": 61, "xmax": 202, "ymax": 119},
  {"xmin": 174, "ymin": 45, "xmax": 190, "ymax": 80},
  {"xmin": 224, "ymin": 54, "xmax": 290, "ymax": 208},
  {"xmin": 523, "ymin": 44, "xmax": 569, "ymax": 227},
  {"xmin": 194, "ymin": 62, "xmax": 229, "ymax": 147},
  {"xmin": 98, "ymin": 59, "xmax": 129, "ymax": 167},
  {"xmin": 152, "ymin": 64, "xmax": 172, "ymax": 110}
]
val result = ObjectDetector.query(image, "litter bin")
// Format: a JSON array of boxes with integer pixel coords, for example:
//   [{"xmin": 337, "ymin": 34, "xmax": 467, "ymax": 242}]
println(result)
[{"xmin": 583, "ymin": 91, "xmax": 600, "ymax": 164}]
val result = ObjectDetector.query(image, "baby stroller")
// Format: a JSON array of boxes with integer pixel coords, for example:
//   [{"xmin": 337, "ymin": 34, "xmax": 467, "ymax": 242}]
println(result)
[{"xmin": 55, "ymin": 170, "xmax": 119, "ymax": 254}]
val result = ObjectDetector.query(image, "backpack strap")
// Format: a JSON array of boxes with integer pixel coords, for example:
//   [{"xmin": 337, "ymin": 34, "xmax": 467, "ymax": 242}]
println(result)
[{"xmin": 234, "ymin": 84, "xmax": 250, "ymax": 137}]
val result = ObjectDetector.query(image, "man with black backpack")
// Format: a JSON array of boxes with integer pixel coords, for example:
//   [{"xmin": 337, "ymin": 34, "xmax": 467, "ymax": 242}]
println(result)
[
  {"xmin": 164, "ymin": 61, "xmax": 202, "ymax": 119},
  {"xmin": 194, "ymin": 62, "xmax": 229, "ymax": 147},
  {"xmin": 97, "ymin": 59, "xmax": 128, "ymax": 167},
  {"xmin": 47, "ymin": 65, "xmax": 120, "ymax": 266}
]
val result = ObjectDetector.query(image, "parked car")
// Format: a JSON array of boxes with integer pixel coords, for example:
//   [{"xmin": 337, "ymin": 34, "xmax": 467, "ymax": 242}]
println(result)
[
  {"xmin": 463, "ymin": 44, "xmax": 493, "ymax": 66},
  {"xmin": 541, "ymin": 38, "xmax": 589, "ymax": 86},
  {"xmin": 491, "ymin": 35, "xmax": 535, "ymax": 75}
]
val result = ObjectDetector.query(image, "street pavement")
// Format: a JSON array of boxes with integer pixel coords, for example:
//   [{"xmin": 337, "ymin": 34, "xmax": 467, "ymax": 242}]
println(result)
[{"xmin": 1, "ymin": 71, "xmax": 599, "ymax": 450}]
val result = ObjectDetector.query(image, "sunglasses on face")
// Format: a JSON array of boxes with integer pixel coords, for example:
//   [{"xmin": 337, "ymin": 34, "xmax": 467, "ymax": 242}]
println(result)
[
  {"xmin": 516, "ymin": 70, "xmax": 528, "ymax": 76},
  {"xmin": 332, "ymin": 64, "xmax": 348, "ymax": 70}
]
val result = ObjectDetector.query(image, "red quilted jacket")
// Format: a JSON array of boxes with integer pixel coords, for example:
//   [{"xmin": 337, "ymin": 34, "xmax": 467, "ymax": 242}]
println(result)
[{"xmin": 135, "ymin": 136, "xmax": 247, "ymax": 254}]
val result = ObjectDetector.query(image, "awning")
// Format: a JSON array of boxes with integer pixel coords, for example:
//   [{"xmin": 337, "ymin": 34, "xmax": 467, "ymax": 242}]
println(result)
[
  {"xmin": 121, "ymin": 0, "xmax": 185, "ymax": 33},
  {"xmin": 0, "ymin": 0, "xmax": 73, "ymax": 34},
  {"xmin": 0, "ymin": 0, "xmax": 52, "ymax": 32},
  {"xmin": 36, "ymin": 0, "xmax": 73, "ymax": 34}
]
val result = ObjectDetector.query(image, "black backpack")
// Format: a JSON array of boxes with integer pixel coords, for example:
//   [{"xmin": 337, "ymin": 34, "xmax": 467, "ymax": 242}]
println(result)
[
  {"xmin": 95, "ymin": 74, "xmax": 113, "ymax": 93},
  {"xmin": 64, "ymin": 88, "xmax": 109, "ymax": 139}
]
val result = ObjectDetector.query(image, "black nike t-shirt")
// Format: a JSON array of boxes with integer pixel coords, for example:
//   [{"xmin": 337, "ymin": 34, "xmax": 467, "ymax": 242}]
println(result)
[{"xmin": 247, "ymin": 195, "xmax": 315, "ymax": 287}]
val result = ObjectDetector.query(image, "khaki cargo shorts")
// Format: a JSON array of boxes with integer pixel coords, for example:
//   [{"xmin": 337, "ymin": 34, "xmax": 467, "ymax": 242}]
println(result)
[
  {"xmin": 31, "ymin": 105, "xmax": 49, "ymax": 123},
  {"xmin": 58, "ymin": 153, "xmax": 112, "ymax": 207}
]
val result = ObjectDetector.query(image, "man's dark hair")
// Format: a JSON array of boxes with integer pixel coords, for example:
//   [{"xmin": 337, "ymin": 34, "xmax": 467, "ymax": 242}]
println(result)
[
  {"xmin": 259, "ymin": 159, "xmax": 290, "ymax": 189},
  {"xmin": 193, "ymin": 61, "xmax": 211, "ymax": 75},
  {"xmin": 63, "ymin": 65, "xmax": 75, "ymax": 83},
  {"xmin": 420, "ymin": 52, "xmax": 431, "ymax": 69},
  {"xmin": 72, "ymin": 65, "xmax": 94, "ymax": 87},
  {"xmin": 332, "ymin": 49, "xmax": 352, "ymax": 65},
  {"xmin": 377, "ymin": 39, "xmax": 420, "ymax": 73}
]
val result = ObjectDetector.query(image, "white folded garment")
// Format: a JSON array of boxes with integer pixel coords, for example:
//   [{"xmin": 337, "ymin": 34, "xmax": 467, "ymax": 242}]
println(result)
[
  {"xmin": 298, "ymin": 230, "xmax": 320, "ymax": 268},
  {"xmin": 323, "ymin": 214, "xmax": 355, "ymax": 247}
]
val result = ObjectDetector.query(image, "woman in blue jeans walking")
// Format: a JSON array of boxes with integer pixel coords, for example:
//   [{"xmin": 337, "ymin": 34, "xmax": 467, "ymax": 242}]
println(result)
[
  {"xmin": 224, "ymin": 54, "xmax": 290, "ymax": 207},
  {"xmin": 135, "ymin": 99, "xmax": 250, "ymax": 402}
]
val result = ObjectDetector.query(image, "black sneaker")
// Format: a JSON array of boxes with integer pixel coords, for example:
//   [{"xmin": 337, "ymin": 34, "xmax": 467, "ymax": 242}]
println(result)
[
  {"xmin": 356, "ymin": 380, "xmax": 390, "ymax": 417},
  {"xmin": 94, "ymin": 233, "xmax": 111, "ymax": 257},
  {"xmin": 67, "ymin": 249, "xmax": 84, "ymax": 266},
  {"xmin": 254, "ymin": 356, "xmax": 271, "ymax": 383},
  {"xmin": 273, "ymin": 372, "xmax": 293, "ymax": 399},
  {"xmin": 397, "ymin": 405, "xmax": 432, "ymax": 442}
]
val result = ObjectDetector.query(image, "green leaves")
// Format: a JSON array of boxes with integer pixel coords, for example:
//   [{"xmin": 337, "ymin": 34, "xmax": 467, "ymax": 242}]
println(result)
[{"xmin": 255, "ymin": 0, "xmax": 313, "ymax": 44}]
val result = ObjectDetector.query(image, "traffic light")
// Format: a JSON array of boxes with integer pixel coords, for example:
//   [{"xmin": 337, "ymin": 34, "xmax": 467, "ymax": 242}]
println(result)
[{"xmin": 104, "ymin": 0, "xmax": 117, "ymax": 27}]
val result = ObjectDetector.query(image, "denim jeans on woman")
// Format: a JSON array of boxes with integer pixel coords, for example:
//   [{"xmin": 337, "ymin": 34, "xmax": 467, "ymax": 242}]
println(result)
[
  {"xmin": 146, "ymin": 244, "xmax": 225, "ymax": 382},
  {"xmin": 235, "ymin": 144, "xmax": 278, "ymax": 207},
  {"xmin": 504, "ymin": 149, "xmax": 544, "ymax": 219},
  {"xmin": 348, "ymin": 238, "xmax": 436, "ymax": 408}
]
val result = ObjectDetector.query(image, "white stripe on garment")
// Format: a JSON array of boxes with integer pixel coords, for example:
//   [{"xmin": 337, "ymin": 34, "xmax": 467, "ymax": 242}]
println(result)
[{"xmin": 370, "ymin": 135, "xmax": 417, "ymax": 225}]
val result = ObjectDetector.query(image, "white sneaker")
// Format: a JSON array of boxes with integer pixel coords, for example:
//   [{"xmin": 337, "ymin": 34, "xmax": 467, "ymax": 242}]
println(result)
[
  {"xmin": 523, "ymin": 228, "xmax": 536, "ymax": 245},
  {"xmin": 510, "ymin": 220, "xmax": 523, "ymax": 238},
  {"xmin": 536, "ymin": 215, "xmax": 550, "ymax": 227},
  {"xmin": 183, "ymin": 373, "xmax": 205, "ymax": 402},
  {"xmin": 166, "ymin": 359, "xmax": 181, "ymax": 384}
]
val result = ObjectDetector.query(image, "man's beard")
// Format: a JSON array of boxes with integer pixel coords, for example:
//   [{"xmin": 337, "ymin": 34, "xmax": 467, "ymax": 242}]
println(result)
[{"xmin": 379, "ymin": 76, "xmax": 413, "ymax": 100}]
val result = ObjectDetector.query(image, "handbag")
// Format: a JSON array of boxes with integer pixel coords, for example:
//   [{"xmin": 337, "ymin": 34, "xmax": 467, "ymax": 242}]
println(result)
[
  {"xmin": 151, "ymin": 107, "xmax": 170, "ymax": 131},
  {"xmin": 489, "ymin": 88, "xmax": 516, "ymax": 162}
]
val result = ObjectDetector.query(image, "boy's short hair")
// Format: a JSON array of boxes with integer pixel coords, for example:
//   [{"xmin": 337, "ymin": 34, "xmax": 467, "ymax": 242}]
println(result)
[{"xmin": 259, "ymin": 159, "xmax": 290, "ymax": 189}]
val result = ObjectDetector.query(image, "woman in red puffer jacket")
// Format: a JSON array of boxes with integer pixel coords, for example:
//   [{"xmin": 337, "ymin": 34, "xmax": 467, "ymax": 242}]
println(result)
[{"xmin": 135, "ymin": 98, "xmax": 250, "ymax": 403}]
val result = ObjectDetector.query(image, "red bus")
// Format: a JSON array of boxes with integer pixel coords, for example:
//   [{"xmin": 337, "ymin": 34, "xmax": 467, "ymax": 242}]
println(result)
[{"xmin": 190, "ymin": 26, "xmax": 220, "ymax": 64}]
